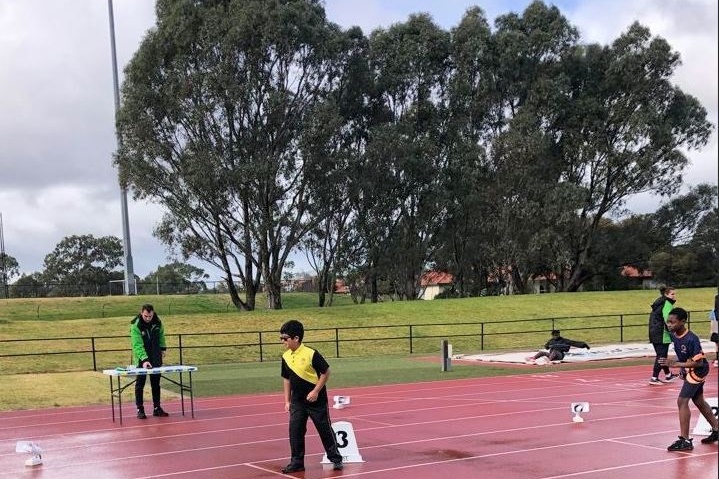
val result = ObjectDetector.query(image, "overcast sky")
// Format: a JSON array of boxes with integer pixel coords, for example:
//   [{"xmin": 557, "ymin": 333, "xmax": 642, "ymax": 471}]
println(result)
[{"xmin": 0, "ymin": 0, "xmax": 716, "ymax": 280}]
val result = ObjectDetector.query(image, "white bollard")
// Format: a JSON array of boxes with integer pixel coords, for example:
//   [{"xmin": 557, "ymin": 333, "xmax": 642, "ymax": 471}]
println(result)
[{"xmin": 322, "ymin": 421, "xmax": 364, "ymax": 464}]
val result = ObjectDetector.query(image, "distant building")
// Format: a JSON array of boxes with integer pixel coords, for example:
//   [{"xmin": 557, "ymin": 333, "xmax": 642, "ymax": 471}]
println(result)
[
  {"xmin": 620, "ymin": 265, "xmax": 656, "ymax": 289},
  {"xmin": 281, "ymin": 276, "xmax": 351, "ymax": 294},
  {"xmin": 334, "ymin": 278, "xmax": 349, "ymax": 294},
  {"xmin": 282, "ymin": 276, "xmax": 315, "ymax": 293},
  {"xmin": 527, "ymin": 273, "xmax": 559, "ymax": 294},
  {"xmin": 419, "ymin": 271, "xmax": 454, "ymax": 300}
]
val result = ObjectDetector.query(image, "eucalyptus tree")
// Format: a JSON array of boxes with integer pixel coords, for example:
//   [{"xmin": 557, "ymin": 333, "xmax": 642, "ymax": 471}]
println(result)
[
  {"xmin": 299, "ymin": 26, "xmax": 369, "ymax": 307},
  {"xmin": 434, "ymin": 6, "xmax": 496, "ymax": 296},
  {"xmin": 650, "ymin": 183, "xmax": 718, "ymax": 246},
  {"xmin": 358, "ymin": 14, "xmax": 451, "ymax": 301},
  {"xmin": 688, "ymin": 205, "xmax": 718, "ymax": 286},
  {"xmin": 116, "ymin": 0, "xmax": 346, "ymax": 310},
  {"xmin": 10, "ymin": 273, "xmax": 48, "ymax": 298},
  {"xmin": 0, "ymin": 252, "xmax": 19, "ymax": 298},
  {"xmin": 299, "ymin": 98, "xmax": 357, "ymax": 307},
  {"xmin": 0, "ymin": 253, "xmax": 18, "ymax": 282},
  {"xmin": 557, "ymin": 24, "xmax": 713, "ymax": 290},
  {"xmin": 480, "ymin": 1, "xmax": 581, "ymax": 293},
  {"xmin": 141, "ymin": 261, "xmax": 209, "ymax": 295},
  {"xmin": 42, "ymin": 234, "xmax": 123, "ymax": 296},
  {"xmin": 648, "ymin": 184, "xmax": 718, "ymax": 285},
  {"xmin": 584, "ymin": 214, "xmax": 660, "ymax": 290}
]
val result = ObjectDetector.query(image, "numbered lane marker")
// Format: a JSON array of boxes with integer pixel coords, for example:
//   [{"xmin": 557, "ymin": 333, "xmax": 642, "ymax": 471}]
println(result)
[
  {"xmin": 322, "ymin": 421, "xmax": 364, "ymax": 464},
  {"xmin": 333, "ymin": 395, "xmax": 351, "ymax": 409},
  {"xmin": 571, "ymin": 402, "xmax": 590, "ymax": 423}
]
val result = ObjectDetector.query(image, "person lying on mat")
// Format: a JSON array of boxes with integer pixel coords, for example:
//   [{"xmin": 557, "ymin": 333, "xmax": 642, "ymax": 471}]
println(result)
[{"xmin": 526, "ymin": 330, "xmax": 590, "ymax": 364}]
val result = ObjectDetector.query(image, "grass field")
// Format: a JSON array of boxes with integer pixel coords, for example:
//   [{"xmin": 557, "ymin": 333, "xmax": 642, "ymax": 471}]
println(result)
[{"xmin": 0, "ymin": 288, "xmax": 715, "ymax": 411}]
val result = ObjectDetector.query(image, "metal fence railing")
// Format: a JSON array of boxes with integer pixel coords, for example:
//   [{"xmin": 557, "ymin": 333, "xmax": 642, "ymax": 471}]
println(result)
[
  {"xmin": 5, "ymin": 281, "xmax": 229, "ymax": 298},
  {"xmin": 0, "ymin": 311, "xmax": 703, "ymax": 374}
]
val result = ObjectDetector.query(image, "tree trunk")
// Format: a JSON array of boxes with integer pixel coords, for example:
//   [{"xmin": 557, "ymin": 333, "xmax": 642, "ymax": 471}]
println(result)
[
  {"xmin": 566, "ymin": 233, "xmax": 593, "ymax": 292},
  {"xmin": 226, "ymin": 276, "xmax": 250, "ymax": 311},
  {"xmin": 326, "ymin": 270, "xmax": 336, "ymax": 306},
  {"xmin": 265, "ymin": 280, "xmax": 283, "ymax": 309},
  {"xmin": 370, "ymin": 273, "xmax": 378, "ymax": 303},
  {"xmin": 317, "ymin": 265, "xmax": 330, "ymax": 307},
  {"xmin": 510, "ymin": 265, "xmax": 524, "ymax": 295}
]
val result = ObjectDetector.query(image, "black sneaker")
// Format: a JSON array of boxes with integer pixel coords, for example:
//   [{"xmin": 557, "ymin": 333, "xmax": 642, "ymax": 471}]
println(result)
[
  {"xmin": 153, "ymin": 406, "xmax": 169, "ymax": 417},
  {"xmin": 700, "ymin": 430, "xmax": 719, "ymax": 444},
  {"xmin": 664, "ymin": 373, "xmax": 678, "ymax": 382},
  {"xmin": 281, "ymin": 464, "xmax": 305, "ymax": 473},
  {"xmin": 137, "ymin": 409, "xmax": 147, "ymax": 419},
  {"xmin": 667, "ymin": 436, "xmax": 693, "ymax": 451},
  {"xmin": 332, "ymin": 461, "xmax": 343, "ymax": 471}
]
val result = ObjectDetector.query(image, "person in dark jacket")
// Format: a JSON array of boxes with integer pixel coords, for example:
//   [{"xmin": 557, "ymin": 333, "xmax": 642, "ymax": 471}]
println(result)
[
  {"xmin": 526, "ymin": 330, "xmax": 590, "ymax": 364},
  {"xmin": 710, "ymin": 292, "xmax": 719, "ymax": 367},
  {"xmin": 648, "ymin": 286, "xmax": 679, "ymax": 385},
  {"xmin": 130, "ymin": 303, "xmax": 169, "ymax": 419}
]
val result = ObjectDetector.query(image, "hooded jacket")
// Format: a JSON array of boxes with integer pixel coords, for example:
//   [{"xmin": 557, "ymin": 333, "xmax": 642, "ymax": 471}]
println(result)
[
  {"xmin": 130, "ymin": 313, "xmax": 166, "ymax": 367},
  {"xmin": 648, "ymin": 296, "xmax": 675, "ymax": 344}
]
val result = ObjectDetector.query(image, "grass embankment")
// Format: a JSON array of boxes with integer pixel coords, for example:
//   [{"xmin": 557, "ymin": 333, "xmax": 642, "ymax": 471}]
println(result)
[{"xmin": 0, "ymin": 288, "xmax": 715, "ymax": 411}]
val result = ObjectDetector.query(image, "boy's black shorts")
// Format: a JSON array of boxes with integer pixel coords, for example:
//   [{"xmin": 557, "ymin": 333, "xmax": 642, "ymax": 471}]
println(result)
[{"xmin": 679, "ymin": 380, "xmax": 704, "ymax": 399}]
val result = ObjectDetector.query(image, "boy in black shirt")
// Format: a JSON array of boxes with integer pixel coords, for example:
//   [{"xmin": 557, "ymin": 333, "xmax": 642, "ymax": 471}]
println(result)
[
  {"xmin": 659, "ymin": 307, "xmax": 719, "ymax": 451},
  {"xmin": 280, "ymin": 319, "xmax": 343, "ymax": 473}
]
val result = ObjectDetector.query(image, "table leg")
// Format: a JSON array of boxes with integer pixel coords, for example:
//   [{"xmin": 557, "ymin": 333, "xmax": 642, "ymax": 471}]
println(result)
[
  {"xmin": 117, "ymin": 376, "xmax": 123, "ymax": 425},
  {"xmin": 189, "ymin": 371, "xmax": 194, "ymax": 418},
  {"xmin": 179, "ymin": 372, "xmax": 186, "ymax": 417},
  {"xmin": 109, "ymin": 376, "xmax": 115, "ymax": 423}
]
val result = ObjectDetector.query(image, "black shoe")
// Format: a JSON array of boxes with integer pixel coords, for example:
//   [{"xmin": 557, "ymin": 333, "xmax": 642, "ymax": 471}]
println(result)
[
  {"xmin": 153, "ymin": 406, "xmax": 169, "ymax": 417},
  {"xmin": 137, "ymin": 409, "xmax": 147, "ymax": 419},
  {"xmin": 332, "ymin": 461, "xmax": 343, "ymax": 470},
  {"xmin": 667, "ymin": 436, "xmax": 693, "ymax": 451},
  {"xmin": 701, "ymin": 430, "xmax": 719, "ymax": 444},
  {"xmin": 281, "ymin": 464, "xmax": 305, "ymax": 473}
]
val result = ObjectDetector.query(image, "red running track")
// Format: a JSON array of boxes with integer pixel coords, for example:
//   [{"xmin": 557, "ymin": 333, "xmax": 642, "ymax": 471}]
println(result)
[{"xmin": 0, "ymin": 364, "xmax": 717, "ymax": 478}]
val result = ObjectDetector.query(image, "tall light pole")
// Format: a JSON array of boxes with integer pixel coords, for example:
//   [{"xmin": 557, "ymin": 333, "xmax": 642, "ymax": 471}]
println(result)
[
  {"xmin": 108, "ymin": 0, "xmax": 136, "ymax": 295},
  {"xmin": 0, "ymin": 212, "xmax": 8, "ymax": 299}
]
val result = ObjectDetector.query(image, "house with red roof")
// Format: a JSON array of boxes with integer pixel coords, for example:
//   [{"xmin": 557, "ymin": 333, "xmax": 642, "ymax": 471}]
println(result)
[
  {"xmin": 620, "ymin": 265, "xmax": 656, "ymax": 289},
  {"xmin": 418, "ymin": 271, "xmax": 454, "ymax": 300}
]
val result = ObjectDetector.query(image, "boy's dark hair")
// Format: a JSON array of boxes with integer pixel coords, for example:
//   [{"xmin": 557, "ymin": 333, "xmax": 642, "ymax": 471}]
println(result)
[
  {"xmin": 280, "ymin": 319, "xmax": 304, "ymax": 341},
  {"xmin": 142, "ymin": 303, "xmax": 154, "ymax": 312},
  {"xmin": 668, "ymin": 307, "xmax": 688, "ymax": 322},
  {"xmin": 551, "ymin": 330, "xmax": 560, "ymax": 336}
]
